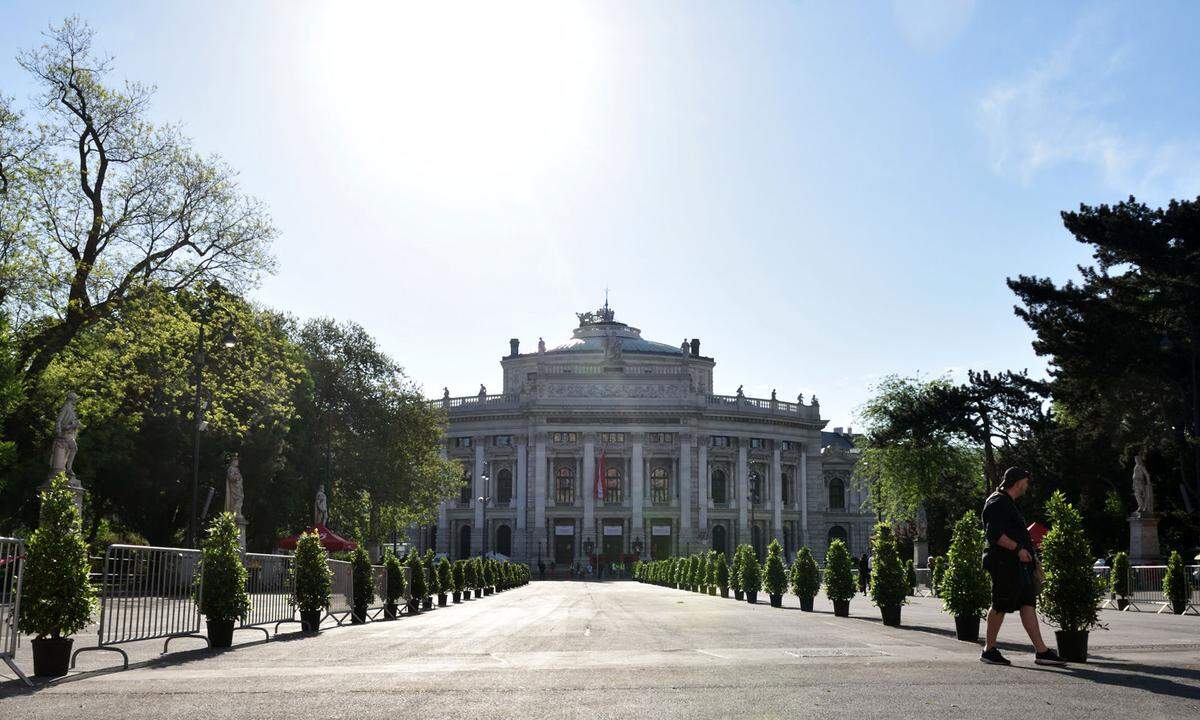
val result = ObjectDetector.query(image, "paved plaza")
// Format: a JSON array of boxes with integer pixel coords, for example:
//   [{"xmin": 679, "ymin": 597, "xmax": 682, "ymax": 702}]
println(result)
[{"xmin": 2, "ymin": 580, "xmax": 1198, "ymax": 718}]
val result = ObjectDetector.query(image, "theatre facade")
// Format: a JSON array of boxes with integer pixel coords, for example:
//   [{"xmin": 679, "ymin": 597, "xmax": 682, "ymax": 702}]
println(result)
[{"xmin": 420, "ymin": 305, "xmax": 873, "ymax": 566}]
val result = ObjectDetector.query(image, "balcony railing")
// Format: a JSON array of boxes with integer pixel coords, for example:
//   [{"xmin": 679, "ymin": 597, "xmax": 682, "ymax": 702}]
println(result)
[{"xmin": 706, "ymin": 393, "xmax": 820, "ymax": 419}]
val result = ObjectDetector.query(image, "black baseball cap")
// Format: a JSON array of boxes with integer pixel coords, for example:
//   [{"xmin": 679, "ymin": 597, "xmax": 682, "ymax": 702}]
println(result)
[{"xmin": 1001, "ymin": 467, "xmax": 1031, "ymax": 489}]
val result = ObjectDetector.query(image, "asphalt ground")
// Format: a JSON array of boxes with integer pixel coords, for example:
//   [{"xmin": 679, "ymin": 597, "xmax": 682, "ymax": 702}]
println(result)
[{"xmin": 3, "ymin": 580, "xmax": 1198, "ymax": 719}]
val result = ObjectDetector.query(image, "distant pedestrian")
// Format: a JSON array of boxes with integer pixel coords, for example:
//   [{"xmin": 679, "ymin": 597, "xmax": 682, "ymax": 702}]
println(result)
[
  {"xmin": 980, "ymin": 467, "xmax": 1065, "ymax": 667},
  {"xmin": 858, "ymin": 553, "xmax": 869, "ymax": 594},
  {"xmin": 538, "ymin": 559, "xmax": 545, "ymax": 580}
]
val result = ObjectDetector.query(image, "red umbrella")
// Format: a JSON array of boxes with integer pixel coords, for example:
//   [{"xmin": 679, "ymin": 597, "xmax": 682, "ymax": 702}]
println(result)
[{"xmin": 277, "ymin": 524, "xmax": 358, "ymax": 552}]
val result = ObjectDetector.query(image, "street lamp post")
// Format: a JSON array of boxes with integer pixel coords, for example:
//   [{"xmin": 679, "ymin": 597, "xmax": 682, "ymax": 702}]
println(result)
[
  {"xmin": 478, "ymin": 469, "xmax": 491, "ymax": 558},
  {"xmin": 187, "ymin": 305, "xmax": 235, "ymax": 548}
]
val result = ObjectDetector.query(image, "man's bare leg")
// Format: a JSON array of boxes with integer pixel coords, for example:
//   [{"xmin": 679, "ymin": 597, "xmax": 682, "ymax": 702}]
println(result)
[
  {"xmin": 985, "ymin": 608, "xmax": 1005, "ymax": 649},
  {"xmin": 1018, "ymin": 605, "xmax": 1050, "ymax": 653}
]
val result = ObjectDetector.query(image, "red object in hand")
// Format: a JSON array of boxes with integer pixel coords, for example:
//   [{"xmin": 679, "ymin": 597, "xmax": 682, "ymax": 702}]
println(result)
[{"xmin": 1027, "ymin": 521, "xmax": 1049, "ymax": 550}]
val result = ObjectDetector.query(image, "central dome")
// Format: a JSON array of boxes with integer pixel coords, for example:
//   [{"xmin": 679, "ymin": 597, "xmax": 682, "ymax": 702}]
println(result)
[{"xmin": 547, "ymin": 307, "xmax": 683, "ymax": 356}]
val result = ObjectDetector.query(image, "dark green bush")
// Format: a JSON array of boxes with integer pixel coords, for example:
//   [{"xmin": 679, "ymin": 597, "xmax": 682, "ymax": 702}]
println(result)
[
  {"xmin": 940, "ymin": 512, "xmax": 990, "ymax": 618},
  {"xmin": 869, "ymin": 523, "xmax": 907, "ymax": 608},
  {"xmin": 350, "ymin": 545, "xmax": 375, "ymax": 616},
  {"xmin": 198, "ymin": 512, "xmax": 250, "ymax": 623},
  {"xmin": 1109, "ymin": 551, "xmax": 1129, "ymax": 599},
  {"xmin": 384, "ymin": 550, "xmax": 405, "ymax": 604},
  {"xmin": 406, "ymin": 552, "xmax": 428, "ymax": 600},
  {"xmin": 764, "ymin": 540, "xmax": 788, "ymax": 596},
  {"xmin": 1038, "ymin": 492, "xmax": 1103, "ymax": 632},
  {"xmin": 18, "ymin": 475, "xmax": 96, "ymax": 639},
  {"xmin": 1163, "ymin": 550, "xmax": 1190, "ymax": 609},
  {"xmin": 789, "ymin": 546, "xmax": 820, "ymax": 600},
  {"xmin": 292, "ymin": 530, "xmax": 332, "ymax": 613},
  {"xmin": 824, "ymin": 539, "xmax": 856, "ymax": 603}
]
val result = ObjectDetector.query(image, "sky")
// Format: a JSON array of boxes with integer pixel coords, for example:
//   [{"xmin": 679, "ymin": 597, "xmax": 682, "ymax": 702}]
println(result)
[{"xmin": 2, "ymin": 1, "xmax": 1199, "ymax": 429}]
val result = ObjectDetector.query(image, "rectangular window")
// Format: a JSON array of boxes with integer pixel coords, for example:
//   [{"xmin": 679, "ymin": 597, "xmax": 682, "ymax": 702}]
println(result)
[
  {"xmin": 552, "ymin": 432, "xmax": 578, "ymax": 444},
  {"xmin": 494, "ymin": 435, "xmax": 512, "ymax": 446},
  {"xmin": 781, "ymin": 441, "xmax": 793, "ymax": 451},
  {"xmin": 750, "ymin": 438, "xmax": 765, "ymax": 449},
  {"xmin": 454, "ymin": 437, "xmax": 472, "ymax": 448},
  {"xmin": 599, "ymin": 432, "xmax": 625, "ymax": 443},
  {"xmin": 648, "ymin": 433, "xmax": 674, "ymax": 444},
  {"xmin": 710, "ymin": 436, "xmax": 730, "ymax": 448}
]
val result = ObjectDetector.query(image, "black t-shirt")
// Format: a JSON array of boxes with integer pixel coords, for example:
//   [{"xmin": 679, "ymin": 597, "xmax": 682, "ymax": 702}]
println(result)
[{"xmin": 981, "ymin": 491, "xmax": 1031, "ymax": 565}]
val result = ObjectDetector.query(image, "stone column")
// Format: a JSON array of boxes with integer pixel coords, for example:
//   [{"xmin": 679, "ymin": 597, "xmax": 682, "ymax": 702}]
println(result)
[
  {"xmin": 697, "ymin": 439, "xmax": 708, "ymax": 531},
  {"xmin": 772, "ymin": 444, "xmax": 783, "ymax": 539},
  {"xmin": 737, "ymin": 442, "xmax": 749, "ymax": 545},
  {"xmin": 631, "ymin": 437, "xmax": 644, "ymax": 532},
  {"xmin": 1129, "ymin": 514, "xmax": 1160, "ymax": 565},
  {"xmin": 516, "ymin": 440, "xmax": 527, "ymax": 530},
  {"xmin": 799, "ymin": 446, "xmax": 809, "ymax": 548},
  {"xmin": 679, "ymin": 436, "xmax": 692, "ymax": 532},
  {"xmin": 534, "ymin": 435, "xmax": 547, "ymax": 531},
  {"xmin": 583, "ymin": 435, "xmax": 596, "ymax": 548}
]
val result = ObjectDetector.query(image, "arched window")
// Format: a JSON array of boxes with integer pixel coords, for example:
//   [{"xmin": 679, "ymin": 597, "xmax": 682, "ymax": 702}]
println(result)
[
  {"xmin": 781, "ymin": 472, "xmax": 791, "ymax": 506},
  {"xmin": 711, "ymin": 469, "xmax": 727, "ymax": 504},
  {"xmin": 496, "ymin": 524, "xmax": 512, "ymax": 557},
  {"xmin": 556, "ymin": 466, "xmax": 575, "ymax": 504},
  {"xmin": 828, "ymin": 477, "xmax": 846, "ymax": 510},
  {"xmin": 650, "ymin": 466, "xmax": 669, "ymax": 504},
  {"xmin": 497, "ymin": 468, "xmax": 513, "ymax": 504},
  {"xmin": 604, "ymin": 466, "xmax": 623, "ymax": 504},
  {"xmin": 712, "ymin": 525, "xmax": 727, "ymax": 555},
  {"xmin": 459, "ymin": 463, "xmax": 472, "ymax": 504},
  {"xmin": 458, "ymin": 525, "xmax": 471, "ymax": 559},
  {"xmin": 827, "ymin": 525, "xmax": 848, "ymax": 548}
]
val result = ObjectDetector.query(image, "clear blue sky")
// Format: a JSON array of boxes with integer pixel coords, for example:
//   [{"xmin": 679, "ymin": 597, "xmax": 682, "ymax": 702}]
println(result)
[{"xmin": 3, "ymin": 1, "xmax": 1198, "ymax": 428}]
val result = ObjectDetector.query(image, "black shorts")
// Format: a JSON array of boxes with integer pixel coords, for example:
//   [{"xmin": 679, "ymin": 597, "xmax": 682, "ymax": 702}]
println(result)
[{"xmin": 987, "ymin": 557, "xmax": 1036, "ymax": 613}]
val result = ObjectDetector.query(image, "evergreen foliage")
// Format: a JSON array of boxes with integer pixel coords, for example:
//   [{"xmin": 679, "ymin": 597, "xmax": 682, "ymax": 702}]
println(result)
[
  {"xmin": 350, "ymin": 545, "xmax": 375, "ymax": 614},
  {"xmin": 197, "ymin": 512, "xmax": 250, "ymax": 623},
  {"xmin": 1109, "ymin": 551, "xmax": 1129, "ymax": 599},
  {"xmin": 763, "ymin": 539, "xmax": 788, "ymax": 596},
  {"xmin": 940, "ymin": 512, "xmax": 990, "ymax": 618},
  {"xmin": 740, "ymin": 545, "xmax": 762, "ymax": 593},
  {"xmin": 453, "ymin": 560, "xmax": 466, "ymax": 592},
  {"xmin": 869, "ymin": 523, "xmax": 908, "ymax": 608},
  {"xmin": 715, "ymin": 552, "xmax": 729, "ymax": 589},
  {"xmin": 384, "ymin": 550, "xmax": 405, "ymax": 604},
  {"xmin": 1038, "ymin": 491, "xmax": 1103, "ymax": 632},
  {"xmin": 406, "ymin": 552, "xmax": 427, "ymax": 600},
  {"xmin": 905, "ymin": 558, "xmax": 917, "ymax": 595},
  {"xmin": 824, "ymin": 539, "xmax": 856, "ymax": 603},
  {"xmin": 18, "ymin": 475, "xmax": 96, "ymax": 638},
  {"xmin": 437, "ymin": 556, "xmax": 452, "ymax": 595},
  {"xmin": 292, "ymin": 530, "xmax": 332, "ymax": 613},
  {"xmin": 1163, "ymin": 550, "xmax": 1190, "ymax": 607},
  {"xmin": 789, "ymin": 546, "xmax": 820, "ymax": 600}
]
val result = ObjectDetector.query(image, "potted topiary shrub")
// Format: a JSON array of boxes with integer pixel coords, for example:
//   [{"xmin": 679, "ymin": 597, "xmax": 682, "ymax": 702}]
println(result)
[
  {"xmin": 484, "ymin": 559, "xmax": 496, "ymax": 595},
  {"xmin": 19, "ymin": 475, "xmax": 96, "ymax": 676},
  {"xmin": 437, "ymin": 557, "xmax": 452, "ymax": 606},
  {"xmin": 405, "ymin": 552, "xmax": 426, "ymax": 614},
  {"xmin": 421, "ymin": 550, "xmax": 437, "ymax": 609},
  {"xmin": 905, "ymin": 558, "xmax": 917, "ymax": 596},
  {"xmin": 790, "ymin": 546, "xmax": 820, "ymax": 612},
  {"xmin": 716, "ymin": 552, "xmax": 730, "ymax": 597},
  {"xmin": 1163, "ymin": 550, "xmax": 1190, "ymax": 615},
  {"xmin": 383, "ymin": 550, "xmax": 405, "ymax": 619},
  {"xmin": 350, "ymin": 545, "xmax": 374, "ymax": 624},
  {"xmin": 452, "ymin": 560, "xmax": 466, "ymax": 602},
  {"xmin": 472, "ymin": 558, "xmax": 484, "ymax": 598},
  {"xmin": 1038, "ymin": 491, "xmax": 1105, "ymax": 661},
  {"xmin": 741, "ymin": 547, "xmax": 763, "ymax": 604},
  {"xmin": 869, "ymin": 523, "xmax": 907, "ymax": 626},
  {"xmin": 731, "ymin": 545, "xmax": 746, "ymax": 600},
  {"xmin": 1109, "ymin": 551, "xmax": 1130, "ymax": 611},
  {"xmin": 764, "ymin": 540, "xmax": 788, "ymax": 607},
  {"xmin": 929, "ymin": 555, "xmax": 946, "ymax": 599},
  {"xmin": 197, "ymin": 512, "xmax": 251, "ymax": 647},
  {"xmin": 824, "ymin": 539, "xmax": 856, "ymax": 616},
  {"xmin": 464, "ymin": 558, "xmax": 477, "ymax": 599},
  {"xmin": 293, "ymin": 529, "xmax": 332, "ymax": 632},
  {"xmin": 940, "ymin": 512, "xmax": 990, "ymax": 641}
]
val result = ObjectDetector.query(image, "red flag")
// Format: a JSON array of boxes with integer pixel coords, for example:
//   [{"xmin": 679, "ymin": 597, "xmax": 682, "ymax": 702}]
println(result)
[{"xmin": 596, "ymin": 449, "xmax": 606, "ymax": 500}]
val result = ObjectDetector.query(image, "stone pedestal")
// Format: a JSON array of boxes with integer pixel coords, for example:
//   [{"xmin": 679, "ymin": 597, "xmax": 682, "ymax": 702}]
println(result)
[
  {"xmin": 1128, "ymin": 513, "xmax": 1160, "ymax": 565},
  {"xmin": 39, "ymin": 476, "xmax": 85, "ymax": 525},
  {"xmin": 913, "ymin": 539, "xmax": 929, "ymax": 569},
  {"xmin": 236, "ymin": 516, "xmax": 248, "ymax": 551}
]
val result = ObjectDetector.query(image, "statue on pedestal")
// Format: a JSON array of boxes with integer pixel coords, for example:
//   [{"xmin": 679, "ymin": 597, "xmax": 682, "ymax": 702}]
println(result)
[
  {"xmin": 538, "ymin": 337, "xmax": 546, "ymax": 353},
  {"xmin": 1132, "ymin": 451, "xmax": 1154, "ymax": 515},
  {"xmin": 225, "ymin": 454, "xmax": 245, "ymax": 521},
  {"xmin": 314, "ymin": 485, "xmax": 328, "ymax": 527},
  {"xmin": 49, "ymin": 392, "xmax": 82, "ymax": 483}
]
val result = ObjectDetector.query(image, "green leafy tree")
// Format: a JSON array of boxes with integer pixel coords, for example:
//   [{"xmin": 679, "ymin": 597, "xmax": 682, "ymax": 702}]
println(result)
[
  {"xmin": 292, "ymin": 530, "xmax": 331, "ymax": 613},
  {"xmin": 940, "ymin": 512, "xmax": 990, "ymax": 618},
  {"xmin": 789, "ymin": 546, "xmax": 820, "ymax": 601},
  {"xmin": 197, "ymin": 512, "xmax": 250, "ymax": 623},
  {"xmin": 763, "ymin": 539, "xmax": 788, "ymax": 596},
  {"xmin": 869, "ymin": 523, "xmax": 908, "ymax": 608},
  {"xmin": 824, "ymin": 539, "xmax": 856, "ymax": 603},
  {"xmin": 1038, "ymin": 491, "xmax": 1103, "ymax": 632},
  {"xmin": 18, "ymin": 475, "xmax": 95, "ymax": 638}
]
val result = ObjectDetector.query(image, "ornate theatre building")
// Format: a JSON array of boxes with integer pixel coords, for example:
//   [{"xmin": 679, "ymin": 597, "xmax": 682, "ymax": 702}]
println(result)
[{"xmin": 421, "ymin": 305, "xmax": 872, "ymax": 566}]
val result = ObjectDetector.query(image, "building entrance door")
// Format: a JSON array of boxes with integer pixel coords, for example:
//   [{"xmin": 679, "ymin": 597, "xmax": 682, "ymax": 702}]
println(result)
[
  {"xmin": 554, "ymin": 523, "xmax": 575, "ymax": 565},
  {"xmin": 650, "ymin": 526, "xmax": 671, "ymax": 560},
  {"xmin": 601, "ymin": 525, "xmax": 623, "ymax": 563}
]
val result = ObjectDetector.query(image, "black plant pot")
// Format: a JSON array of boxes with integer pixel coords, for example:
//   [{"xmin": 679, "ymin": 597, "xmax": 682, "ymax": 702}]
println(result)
[
  {"xmin": 31, "ymin": 637, "xmax": 73, "ymax": 677},
  {"xmin": 799, "ymin": 597, "xmax": 814, "ymax": 612},
  {"xmin": 485, "ymin": 587, "xmax": 493, "ymax": 595},
  {"xmin": 475, "ymin": 588, "xmax": 483, "ymax": 598},
  {"xmin": 745, "ymin": 591, "xmax": 758, "ymax": 604},
  {"xmin": 207, "ymin": 619, "xmax": 235, "ymax": 648},
  {"xmin": 453, "ymin": 591, "xmax": 462, "ymax": 603},
  {"xmin": 301, "ymin": 609, "xmax": 322, "ymax": 631},
  {"xmin": 880, "ymin": 605, "xmax": 902, "ymax": 626},
  {"xmin": 769, "ymin": 594, "xmax": 783, "ymax": 608},
  {"xmin": 954, "ymin": 615, "xmax": 980, "ymax": 642},
  {"xmin": 708, "ymin": 587, "xmax": 716, "ymax": 596},
  {"xmin": 422, "ymin": 597, "xmax": 433, "ymax": 611},
  {"xmin": 351, "ymin": 607, "xmax": 367, "ymax": 625},
  {"xmin": 833, "ymin": 599, "xmax": 850, "ymax": 617},
  {"xmin": 384, "ymin": 603, "xmax": 398, "ymax": 620},
  {"xmin": 734, "ymin": 590, "xmax": 745, "ymax": 601},
  {"xmin": 438, "ymin": 593, "xmax": 448, "ymax": 607},
  {"xmin": 1116, "ymin": 598, "xmax": 1129, "ymax": 611},
  {"xmin": 1055, "ymin": 630, "xmax": 1089, "ymax": 662},
  {"xmin": 721, "ymin": 588, "xmax": 729, "ymax": 598},
  {"xmin": 407, "ymin": 599, "xmax": 421, "ymax": 614},
  {"xmin": 1172, "ymin": 600, "xmax": 1187, "ymax": 615}
]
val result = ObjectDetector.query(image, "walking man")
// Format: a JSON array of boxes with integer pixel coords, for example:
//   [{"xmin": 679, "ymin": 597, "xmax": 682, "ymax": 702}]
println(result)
[{"xmin": 980, "ymin": 467, "xmax": 1065, "ymax": 666}]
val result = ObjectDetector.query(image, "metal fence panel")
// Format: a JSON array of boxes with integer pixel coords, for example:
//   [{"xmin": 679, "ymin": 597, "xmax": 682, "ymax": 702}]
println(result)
[
  {"xmin": 242, "ymin": 553, "xmax": 296, "ymax": 636},
  {"xmin": 366, "ymin": 564, "xmax": 388, "ymax": 619},
  {"xmin": 0, "ymin": 537, "xmax": 29, "ymax": 685},
  {"xmin": 72, "ymin": 544, "xmax": 208, "ymax": 669},
  {"xmin": 327, "ymin": 559, "xmax": 353, "ymax": 625},
  {"xmin": 1125, "ymin": 565, "xmax": 1200, "ymax": 614},
  {"xmin": 913, "ymin": 568, "xmax": 932, "ymax": 597}
]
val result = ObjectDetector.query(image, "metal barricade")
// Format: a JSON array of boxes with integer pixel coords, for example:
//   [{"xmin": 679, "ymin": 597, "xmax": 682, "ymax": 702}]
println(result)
[
  {"xmin": 326, "ymin": 559, "xmax": 353, "ymax": 625},
  {"xmin": 72, "ymin": 544, "xmax": 208, "ymax": 669},
  {"xmin": 242, "ymin": 553, "xmax": 298, "ymax": 637},
  {"xmin": 913, "ymin": 568, "xmax": 932, "ymax": 597},
  {"xmin": 366, "ymin": 564, "xmax": 388, "ymax": 620},
  {"xmin": 0, "ymin": 537, "xmax": 30, "ymax": 685},
  {"xmin": 1124, "ymin": 565, "xmax": 1200, "ymax": 614}
]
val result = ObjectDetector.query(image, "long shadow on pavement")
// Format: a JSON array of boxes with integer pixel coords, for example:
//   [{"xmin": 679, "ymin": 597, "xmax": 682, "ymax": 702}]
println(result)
[{"xmin": 1026, "ymin": 661, "xmax": 1200, "ymax": 702}]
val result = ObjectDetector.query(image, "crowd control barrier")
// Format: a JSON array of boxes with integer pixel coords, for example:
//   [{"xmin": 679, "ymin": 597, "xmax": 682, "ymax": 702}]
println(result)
[
  {"xmin": 72, "ymin": 544, "xmax": 208, "ymax": 669},
  {"xmin": 1124, "ymin": 565, "xmax": 1200, "ymax": 615},
  {"xmin": 326, "ymin": 559, "xmax": 354, "ymax": 625},
  {"xmin": 242, "ymin": 553, "xmax": 298, "ymax": 637},
  {"xmin": 0, "ymin": 537, "xmax": 29, "ymax": 685}
]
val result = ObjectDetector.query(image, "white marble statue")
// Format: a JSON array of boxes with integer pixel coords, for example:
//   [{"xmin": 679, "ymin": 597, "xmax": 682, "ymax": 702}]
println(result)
[
  {"xmin": 225, "ymin": 454, "xmax": 244, "ymax": 521},
  {"xmin": 314, "ymin": 485, "xmax": 328, "ymax": 526},
  {"xmin": 1132, "ymin": 451, "xmax": 1154, "ymax": 514},
  {"xmin": 538, "ymin": 337, "xmax": 546, "ymax": 353},
  {"xmin": 49, "ymin": 392, "xmax": 82, "ymax": 482},
  {"xmin": 915, "ymin": 505, "xmax": 929, "ymax": 540}
]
